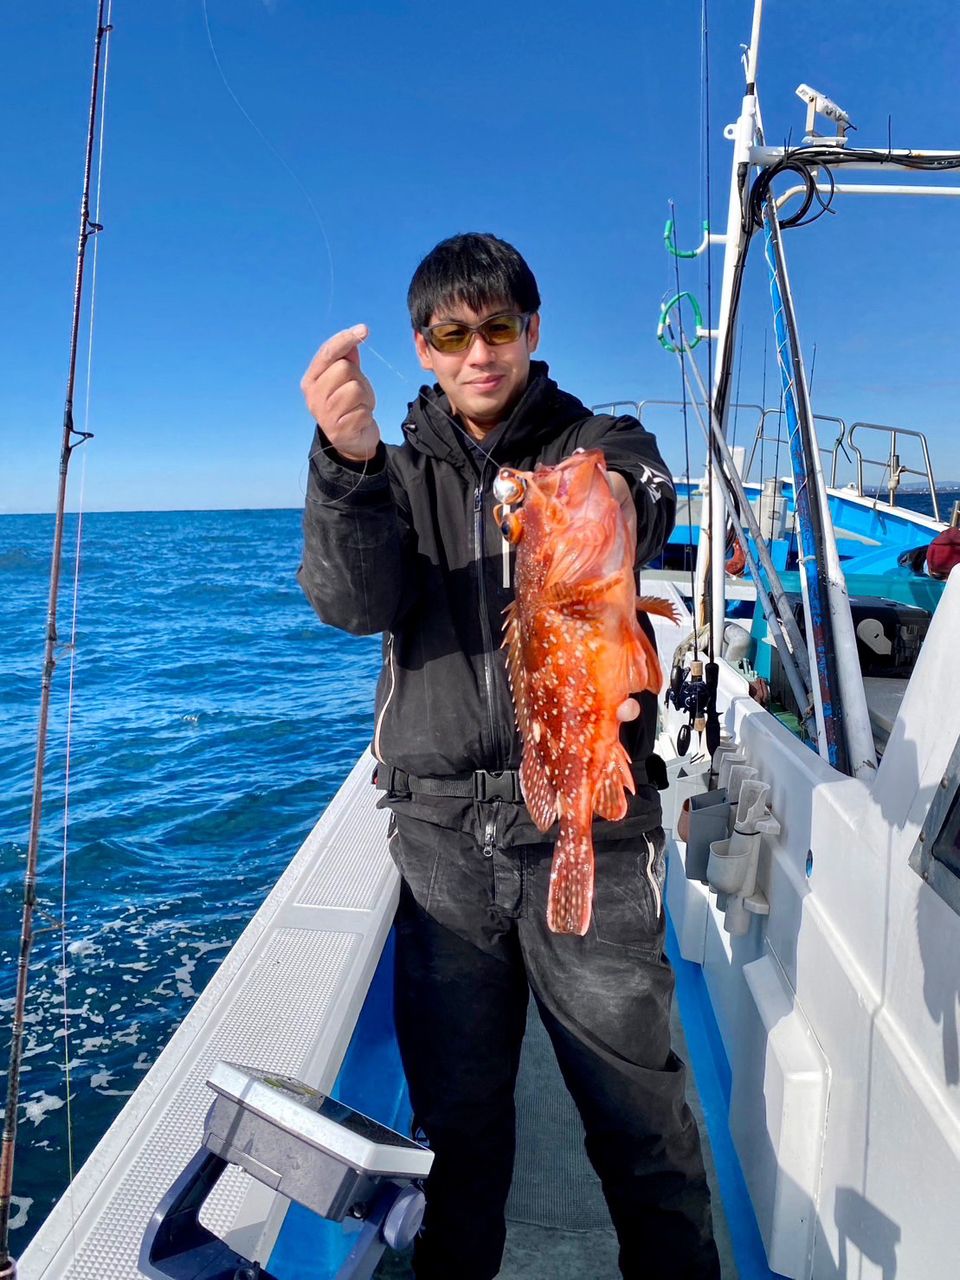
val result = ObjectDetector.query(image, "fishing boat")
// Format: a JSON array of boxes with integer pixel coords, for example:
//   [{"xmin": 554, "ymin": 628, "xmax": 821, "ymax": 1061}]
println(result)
[{"xmin": 9, "ymin": 1, "xmax": 960, "ymax": 1277}]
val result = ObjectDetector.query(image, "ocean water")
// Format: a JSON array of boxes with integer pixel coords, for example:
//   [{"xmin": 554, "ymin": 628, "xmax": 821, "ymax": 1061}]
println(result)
[{"xmin": 0, "ymin": 508, "xmax": 380, "ymax": 1249}]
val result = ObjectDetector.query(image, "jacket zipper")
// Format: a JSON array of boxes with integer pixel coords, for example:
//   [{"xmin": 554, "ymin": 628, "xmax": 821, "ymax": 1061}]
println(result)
[
  {"xmin": 482, "ymin": 809, "xmax": 497, "ymax": 858},
  {"xmin": 373, "ymin": 633, "xmax": 396, "ymax": 762},
  {"xmin": 474, "ymin": 480, "xmax": 505, "ymax": 767}
]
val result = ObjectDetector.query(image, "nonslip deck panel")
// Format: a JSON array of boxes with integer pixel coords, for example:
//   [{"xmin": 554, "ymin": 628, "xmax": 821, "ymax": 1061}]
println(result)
[{"xmin": 21, "ymin": 752, "xmax": 396, "ymax": 1280}]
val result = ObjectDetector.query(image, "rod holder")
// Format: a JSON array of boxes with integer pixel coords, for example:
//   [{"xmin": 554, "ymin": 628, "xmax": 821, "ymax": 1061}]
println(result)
[
  {"xmin": 726, "ymin": 762, "xmax": 759, "ymax": 806},
  {"xmin": 710, "ymin": 740, "xmax": 739, "ymax": 787},
  {"xmin": 680, "ymin": 788, "xmax": 731, "ymax": 882},
  {"xmin": 707, "ymin": 780, "xmax": 780, "ymax": 936},
  {"xmin": 665, "ymin": 757, "xmax": 712, "ymax": 832}
]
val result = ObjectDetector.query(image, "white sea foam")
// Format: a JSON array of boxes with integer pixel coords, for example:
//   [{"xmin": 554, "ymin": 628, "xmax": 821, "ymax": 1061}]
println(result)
[
  {"xmin": 23, "ymin": 1092, "xmax": 64, "ymax": 1126},
  {"xmin": 7, "ymin": 1196, "xmax": 32, "ymax": 1231}
]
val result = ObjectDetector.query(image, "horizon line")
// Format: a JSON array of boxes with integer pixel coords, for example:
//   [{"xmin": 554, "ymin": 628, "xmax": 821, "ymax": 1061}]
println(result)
[{"xmin": 0, "ymin": 504, "xmax": 306, "ymax": 518}]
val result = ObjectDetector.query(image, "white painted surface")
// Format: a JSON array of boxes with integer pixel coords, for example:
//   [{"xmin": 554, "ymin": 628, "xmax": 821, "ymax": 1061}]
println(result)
[{"xmin": 661, "ymin": 572, "xmax": 960, "ymax": 1279}]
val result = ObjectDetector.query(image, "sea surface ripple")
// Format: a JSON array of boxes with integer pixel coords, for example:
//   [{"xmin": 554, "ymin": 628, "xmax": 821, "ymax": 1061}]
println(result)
[{"xmin": 0, "ymin": 508, "xmax": 379, "ymax": 1248}]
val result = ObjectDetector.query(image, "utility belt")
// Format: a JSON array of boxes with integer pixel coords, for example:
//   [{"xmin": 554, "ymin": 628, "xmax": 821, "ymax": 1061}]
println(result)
[{"xmin": 374, "ymin": 765, "xmax": 523, "ymax": 804}]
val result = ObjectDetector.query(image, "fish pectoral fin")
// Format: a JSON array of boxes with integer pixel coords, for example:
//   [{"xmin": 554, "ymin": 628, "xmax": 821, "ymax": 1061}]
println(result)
[
  {"xmin": 521, "ymin": 752, "xmax": 559, "ymax": 832},
  {"xmin": 617, "ymin": 618, "xmax": 662, "ymax": 696},
  {"xmin": 542, "ymin": 523, "xmax": 609, "ymax": 591},
  {"xmin": 536, "ymin": 571, "xmax": 622, "ymax": 609},
  {"xmin": 636, "ymin": 594, "xmax": 681, "ymax": 624},
  {"xmin": 593, "ymin": 741, "xmax": 634, "ymax": 821}
]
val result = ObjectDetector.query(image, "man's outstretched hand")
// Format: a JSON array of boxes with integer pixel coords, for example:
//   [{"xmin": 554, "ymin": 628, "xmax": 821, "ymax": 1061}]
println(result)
[{"xmin": 301, "ymin": 324, "xmax": 381, "ymax": 462}]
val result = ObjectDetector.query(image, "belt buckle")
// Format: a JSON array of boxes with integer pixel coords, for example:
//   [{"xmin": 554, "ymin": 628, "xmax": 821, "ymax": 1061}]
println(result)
[{"xmin": 474, "ymin": 770, "xmax": 517, "ymax": 802}]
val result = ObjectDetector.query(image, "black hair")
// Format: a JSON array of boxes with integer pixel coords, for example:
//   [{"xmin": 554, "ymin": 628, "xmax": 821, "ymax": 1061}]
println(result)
[{"xmin": 407, "ymin": 233, "xmax": 541, "ymax": 330}]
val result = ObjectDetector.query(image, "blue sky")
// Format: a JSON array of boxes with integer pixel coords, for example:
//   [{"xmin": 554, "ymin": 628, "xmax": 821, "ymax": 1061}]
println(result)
[{"xmin": 2, "ymin": 1, "xmax": 959, "ymax": 513}]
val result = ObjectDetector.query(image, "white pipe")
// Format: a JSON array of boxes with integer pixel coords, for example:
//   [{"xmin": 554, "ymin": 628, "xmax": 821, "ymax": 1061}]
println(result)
[
  {"xmin": 776, "ymin": 182, "xmax": 960, "ymax": 206},
  {"xmin": 745, "ymin": 0, "xmax": 764, "ymax": 86},
  {"xmin": 703, "ymin": 48, "xmax": 761, "ymax": 651},
  {"xmin": 752, "ymin": 144, "xmax": 960, "ymax": 170}
]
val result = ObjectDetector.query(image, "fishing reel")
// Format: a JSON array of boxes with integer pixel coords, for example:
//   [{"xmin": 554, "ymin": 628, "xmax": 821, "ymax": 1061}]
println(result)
[{"xmin": 665, "ymin": 658, "xmax": 722, "ymax": 757}]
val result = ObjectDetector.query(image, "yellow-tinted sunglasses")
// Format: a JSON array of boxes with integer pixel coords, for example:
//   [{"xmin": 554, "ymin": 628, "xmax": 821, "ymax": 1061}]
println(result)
[{"xmin": 421, "ymin": 311, "xmax": 532, "ymax": 354}]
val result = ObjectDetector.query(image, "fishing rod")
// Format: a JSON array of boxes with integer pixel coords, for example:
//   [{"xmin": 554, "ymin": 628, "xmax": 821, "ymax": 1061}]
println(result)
[
  {"xmin": 0, "ymin": 4, "xmax": 113, "ymax": 1271},
  {"xmin": 761, "ymin": 194, "xmax": 878, "ymax": 780},
  {"xmin": 673, "ymin": 341, "xmax": 817, "ymax": 741}
]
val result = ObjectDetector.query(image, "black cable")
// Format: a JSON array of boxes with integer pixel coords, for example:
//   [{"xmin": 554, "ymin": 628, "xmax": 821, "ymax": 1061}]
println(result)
[{"xmin": 748, "ymin": 144, "xmax": 960, "ymax": 232}]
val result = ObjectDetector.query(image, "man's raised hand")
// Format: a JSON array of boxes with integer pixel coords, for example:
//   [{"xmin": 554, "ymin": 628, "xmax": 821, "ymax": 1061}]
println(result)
[{"xmin": 301, "ymin": 324, "xmax": 381, "ymax": 462}]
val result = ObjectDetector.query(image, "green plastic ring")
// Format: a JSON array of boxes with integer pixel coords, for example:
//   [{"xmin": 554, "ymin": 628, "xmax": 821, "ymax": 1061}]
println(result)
[
  {"xmin": 664, "ymin": 218, "xmax": 710, "ymax": 259},
  {"xmin": 657, "ymin": 292, "xmax": 703, "ymax": 353}
]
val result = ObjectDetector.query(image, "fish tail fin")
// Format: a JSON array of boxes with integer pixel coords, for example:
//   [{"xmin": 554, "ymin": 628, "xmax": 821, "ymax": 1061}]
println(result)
[{"xmin": 547, "ymin": 821, "xmax": 595, "ymax": 936}]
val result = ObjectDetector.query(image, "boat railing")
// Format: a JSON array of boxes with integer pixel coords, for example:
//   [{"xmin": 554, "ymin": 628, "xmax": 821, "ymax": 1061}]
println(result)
[
  {"xmin": 595, "ymin": 399, "xmax": 766, "ymax": 485},
  {"xmin": 846, "ymin": 421, "xmax": 942, "ymax": 520},
  {"xmin": 744, "ymin": 409, "xmax": 850, "ymax": 488},
  {"xmin": 594, "ymin": 401, "xmax": 942, "ymax": 519},
  {"xmin": 601, "ymin": 398, "xmax": 847, "ymax": 492}
]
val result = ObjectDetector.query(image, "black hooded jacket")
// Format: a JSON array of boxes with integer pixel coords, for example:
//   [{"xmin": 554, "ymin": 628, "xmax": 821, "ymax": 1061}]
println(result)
[{"xmin": 298, "ymin": 361, "xmax": 676, "ymax": 846}]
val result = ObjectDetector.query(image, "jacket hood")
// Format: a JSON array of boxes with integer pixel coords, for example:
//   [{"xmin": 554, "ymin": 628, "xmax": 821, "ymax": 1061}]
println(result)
[{"xmin": 401, "ymin": 361, "xmax": 595, "ymax": 474}]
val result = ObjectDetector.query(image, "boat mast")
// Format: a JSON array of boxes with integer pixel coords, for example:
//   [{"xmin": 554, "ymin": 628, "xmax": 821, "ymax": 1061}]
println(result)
[{"xmin": 0, "ymin": 5, "xmax": 113, "ymax": 1270}]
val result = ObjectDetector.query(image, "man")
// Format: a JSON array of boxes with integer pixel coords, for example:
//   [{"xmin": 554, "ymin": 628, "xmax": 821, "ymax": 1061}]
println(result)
[{"xmin": 298, "ymin": 233, "xmax": 720, "ymax": 1279}]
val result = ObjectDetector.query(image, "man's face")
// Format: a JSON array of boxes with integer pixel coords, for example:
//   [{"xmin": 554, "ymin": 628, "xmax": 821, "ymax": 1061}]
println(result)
[{"xmin": 414, "ymin": 299, "xmax": 540, "ymax": 439}]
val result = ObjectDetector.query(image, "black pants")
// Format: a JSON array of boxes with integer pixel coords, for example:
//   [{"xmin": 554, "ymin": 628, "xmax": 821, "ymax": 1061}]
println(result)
[{"xmin": 390, "ymin": 811, "xmax": 721, "ymax": 1280}]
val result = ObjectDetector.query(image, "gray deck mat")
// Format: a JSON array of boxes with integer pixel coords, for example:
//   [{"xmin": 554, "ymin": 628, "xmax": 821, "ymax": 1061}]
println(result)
[
  {"xmin": 375, "ymin": 994, "xmax": 736, "ymax": 1278},
  {"xmin": 505, "ymin": 999, "xmax": 610, "ymax": 1229}
]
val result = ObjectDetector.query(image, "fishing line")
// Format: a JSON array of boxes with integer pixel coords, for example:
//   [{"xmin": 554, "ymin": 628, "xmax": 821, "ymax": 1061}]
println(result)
[
  {"xmin": 302, "ymin": 387, "xmax": 504, "ymax": 505},
  {"xmin": 301, "ymin": 327, "xmax": 511, "ymax": 508},
  {"xmin": 759, "ymin": 327, "xmax": 776, "ymax": 540},
  {"xmin": 302, "ymin": 441, "xmax": 371, "ymax": 507},
  {"xmin": 200, "ymin": 0, "xmax": 336, "ymax": 320},
  {"xmin": 669, "ymin": 203, "xmax": 699, "ymax": 663},
  {"xmin": 60, "ymin": 455, "xmax": 86, "ymax": 1199},
  {"xmin": 731, "ymin": 322, "xmax": 745, "ymax": 448},
  {"xmin": 57, "ymin": 0, "xmax": 115, "ymax": 1200}
]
